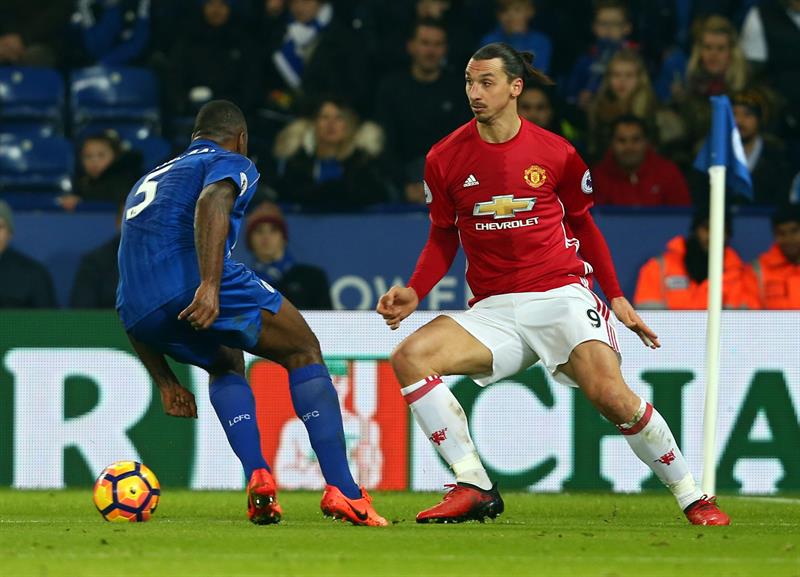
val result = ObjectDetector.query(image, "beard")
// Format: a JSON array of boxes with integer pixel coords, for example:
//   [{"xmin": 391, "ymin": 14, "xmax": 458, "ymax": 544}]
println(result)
[{"xmin": 473, "ymin": 109, "xmax": 492, "ymax": 124}]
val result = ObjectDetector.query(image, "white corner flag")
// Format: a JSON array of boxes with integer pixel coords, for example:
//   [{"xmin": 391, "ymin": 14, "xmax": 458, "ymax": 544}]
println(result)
[{"xmin": 693, "ymin": 95, "xmax": 753, "ymax": 495}]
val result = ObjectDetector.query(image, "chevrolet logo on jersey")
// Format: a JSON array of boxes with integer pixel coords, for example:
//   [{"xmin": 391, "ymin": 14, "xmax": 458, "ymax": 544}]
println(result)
[{"xmin": 473, "ymin": 195, "xmax": 536, "ymax": 219}]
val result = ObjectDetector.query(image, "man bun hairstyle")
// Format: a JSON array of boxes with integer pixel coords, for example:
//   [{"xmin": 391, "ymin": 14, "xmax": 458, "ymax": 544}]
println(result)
[{"xmin": 471, "ymin": 42, "xmax": 554, "ymax": 87}]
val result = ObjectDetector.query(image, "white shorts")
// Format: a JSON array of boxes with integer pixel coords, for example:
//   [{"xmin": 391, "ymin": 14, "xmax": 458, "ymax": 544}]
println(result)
[{"xmin": 445, "ymin": 284, "xmax": 621, "ymax": 388}]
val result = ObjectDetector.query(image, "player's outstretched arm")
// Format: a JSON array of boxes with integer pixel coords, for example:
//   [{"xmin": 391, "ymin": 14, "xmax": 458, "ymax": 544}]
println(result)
[
  {"xmin": 566, "ymin": 210, "xmax": 659, "ymax": 349},
  {"xmin": 376, "ymin": 224, "xmax": 459, "ymax": 330},
  {"xmin": 128, "ymin": 334, "xmax": 198, "ymax": 418},
  {"xmin": 377, "ymin": 286, "xmax": 420, "ymax": 330},
  {"xmin": 178, "ymin": 180, "xmax": 237, "ymax": 330},
  {"xmin": 610, "ymin": 296, "xmax": 660, "ymax": 349}
]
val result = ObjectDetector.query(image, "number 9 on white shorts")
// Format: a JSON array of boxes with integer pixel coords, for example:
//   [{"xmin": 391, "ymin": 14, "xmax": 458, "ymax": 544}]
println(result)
[{"xmin": 445, "ymin": 284, "xmax": 621, "ymax": 388}]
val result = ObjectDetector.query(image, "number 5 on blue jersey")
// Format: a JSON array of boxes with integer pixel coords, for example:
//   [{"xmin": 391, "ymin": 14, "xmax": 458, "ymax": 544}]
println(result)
[{"xmin": 126, "ymin": 161, "xmax": 176, "ymax": 220}]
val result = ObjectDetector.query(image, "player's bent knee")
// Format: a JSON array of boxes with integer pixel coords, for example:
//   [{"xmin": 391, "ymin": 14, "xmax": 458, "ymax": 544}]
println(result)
[
  {"xmin": 390, "ymin": 337, "xmax": 437, "ymax": 385},
  {"xmin": 389, "ymin": 344, "xmax": 409, "ymax": 374},
  {"xmin": 280, "ymin": 341, "xmax": 324, "ymax": 372},
  {"xmin": 207, "ymin": 347, "xmax": 245, "ymax": 377}
]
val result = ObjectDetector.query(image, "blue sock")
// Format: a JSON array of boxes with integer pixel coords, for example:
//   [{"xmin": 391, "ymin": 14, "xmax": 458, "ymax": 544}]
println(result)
[
  {"xmin": 289, "ymin": 364, "xmax": 360, "ymax": 499},
  {"xmin": 209, "ymin": 372, "xmax": 269, "ymax": 480}
]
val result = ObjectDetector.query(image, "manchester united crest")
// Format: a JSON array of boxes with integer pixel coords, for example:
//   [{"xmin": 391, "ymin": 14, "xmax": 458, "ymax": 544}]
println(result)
[{"xmin": 523, "ymin": 165, "xmax": 547, "ymax": 188}]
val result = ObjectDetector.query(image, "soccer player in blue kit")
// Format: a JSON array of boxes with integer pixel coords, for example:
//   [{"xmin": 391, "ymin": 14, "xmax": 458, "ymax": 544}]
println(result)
[{"xmin": 116, "ymin": 101, "xmax": 387, "ymax": 526}]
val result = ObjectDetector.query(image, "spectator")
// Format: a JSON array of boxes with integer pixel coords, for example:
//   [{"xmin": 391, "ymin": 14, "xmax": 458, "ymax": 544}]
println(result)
[
  {"xmin": 245, "ymin": 203, "xmax": 332, "ymax": 309},
  {"xmin": 69, "ymin": 0, "xmax": 150, "ymax": 66},
  {"xmin": 355, "ymin": 0, "xmax": 476, "ymax": 85},
  {"xmin": 60, "ymin": 132, "xmax": 142, "ymax": 212},
  {"xmin": 167, "ymin": 0, "xmax": 261, "ymax": 116},
  {"xmin": 374, "ymin": 19, "xmax": 471, "ymax": 188},
  {"xmin": 518, "ymin": 84, "xmax": 584, "ymax": 147},
  {"xmin": 740, "ymin": 0, "xmax": 800, "ymax": 156},
  {"xmin": 271, "ymin": 96, "xmax": 390, "ymax": 212},
  {"xmin": 519, "ymin": 84, "xmax": 555, "ymax": 128},
  {"xmin": 634, "ymin": 210, "xmax": 759, "ymax": 310},
  {"xmin": 592, "ymin": 115, "xmax": 691, "ymax": 207},
  {"xmin": 69, "ymin": 210, "xmax": 121, "ymax": 309},
  {"xmin": 0, "ymin": 1, "xmax": 72, "ymax": 66},
  {"xmin": 414, "ymin": 0, "xmax": 475, "ymax": 68},
  {"xmin": 264, "ymin": 0, "xmax": 366, "ymax": 114},
  {"xmin": 732, "ymin": 89, "xmax": 793, "ymax": 205},
  {"xmin": 675, "ymin": 15, "xmax": 748, "ymax": 155},
  {"xmin": 0, "ymin": 201, "xmax": 57, "ymax": 308},
  {"xmin": 479, "ymin": 0, "xmax": 552, "ymax": 74},
  {"xmin": 748, "ymin": 204, "xmax": 800, "ymax": 309},
  {"xmin": 564, "ymin": 0, "xmax": 635, "ymax": 112},
  {"xmin": 588, "ymin": 48, "xmax": 684, "ymax": 160}
]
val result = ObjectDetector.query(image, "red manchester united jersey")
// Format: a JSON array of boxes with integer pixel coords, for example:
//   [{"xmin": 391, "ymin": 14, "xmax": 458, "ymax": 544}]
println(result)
[{"xmin": 424, "ymin": 118, "xmax": 595, "ymax": 304}]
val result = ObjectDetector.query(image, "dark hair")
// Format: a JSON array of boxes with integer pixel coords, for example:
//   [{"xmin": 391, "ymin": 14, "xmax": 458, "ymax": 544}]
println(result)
[
  {"xmin": 410, "ymin": 17, "xmax": 447, "ymax": 40},
  {"xmin": 686, "ymin": 207, "xmax": 732, "ymax": 283},
  {"xmin": 690, "ymin": 207, "xmax": 732, "ymax": 235},
  {"xmin": 312, "ymin": 94, "xmax": 354, "ymax": 118},
  {"xmin": 471, "ymin": 42, "xmax": 554, "ymax": 86},
  {"xmin": 771, "ymin": 204, "xmax": 800, "ymax": 228},
  {"xmin": 192, "ymin": 100, "xmax": 247, "ymax": 142},
  {"xmin": 82, "ymin": 131, "xmax": 123, "ymax": 158},
  {"xmin": 594, "ymin": 0, "xmax": 630, "ymax": 20},
  {"xmin": 732, "ymin": 88, "xmax": 768, "ymax": 124},
  {"xmin": 610, "ymin": 114, "xmax": 648, "ymax": 137},
  {"xmin": 496, "ymin": 0, "xmax": 534, "ymax": 13},
  {"xmin": 521, "ymin": 83, "xmax": 555, "ymax": 104}
]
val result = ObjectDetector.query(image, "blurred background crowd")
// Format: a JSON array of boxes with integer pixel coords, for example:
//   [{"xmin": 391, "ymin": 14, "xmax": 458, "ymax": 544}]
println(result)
[{"xmin": 0, "ymin": 0, "xmax": 798, "ymax": 311}]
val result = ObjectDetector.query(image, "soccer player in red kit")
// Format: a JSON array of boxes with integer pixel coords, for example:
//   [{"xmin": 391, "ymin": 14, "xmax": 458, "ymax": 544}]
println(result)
[{"xmin": 377, "ymin": 43, "xmax": 730, "ymax": 526}]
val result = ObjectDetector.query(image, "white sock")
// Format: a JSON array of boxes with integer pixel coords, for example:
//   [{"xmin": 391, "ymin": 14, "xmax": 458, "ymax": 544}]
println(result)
[
  {"xmin": 619, "ymin": 398, "xmax": 703, "ymax": 510},
  {"xmin": 402, "ymin": 375, "xmax": 492, "ymax": 490}
]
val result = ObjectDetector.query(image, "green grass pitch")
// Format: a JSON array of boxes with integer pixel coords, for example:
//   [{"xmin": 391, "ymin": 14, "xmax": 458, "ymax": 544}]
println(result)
[{"xmin": 1, "ymin": 490, "xmax": 798, "ymax": 577}]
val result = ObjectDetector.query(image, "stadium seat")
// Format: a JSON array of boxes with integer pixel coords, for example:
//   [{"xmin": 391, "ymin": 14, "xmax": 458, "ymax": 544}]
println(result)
[
  {"xmin": 0, "ymin": 136, "xmax": 74, "ymax": 192},
  {"xmin": 70, "ymin": 67, "xmax": 160, "ymax": 129},
  {"xmin": 119, "ymin": 135, "xmax": 171, "ymax": 171},
  {"xmin": 75, "ymin": 122, "xmax": 156, "ymax": 142},
  {"xmin": 0, "ymin": 67, "xmax": 64, "ymax": 128},
  {"xmin": 0, "ymin": 122, "xmax": 59, "ymax": 139},
  {"xmin": 169, "ymin": 115, "xmax": 197, "ymax": 150}
]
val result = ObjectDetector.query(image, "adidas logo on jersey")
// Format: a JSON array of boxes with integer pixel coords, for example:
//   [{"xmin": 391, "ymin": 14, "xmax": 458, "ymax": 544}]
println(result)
[{"xmin": 463, "ymin": 174, "xmax": 480, "ymax": 188}]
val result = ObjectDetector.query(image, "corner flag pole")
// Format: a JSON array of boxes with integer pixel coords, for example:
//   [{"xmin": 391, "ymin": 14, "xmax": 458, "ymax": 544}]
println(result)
[
  {"xmin": 702, "ymin": 165, "xmax": 725, "ymax": 495},
  {"xmin": 694, "ymin": 95, "xmax": 753, "ymax": 496}
]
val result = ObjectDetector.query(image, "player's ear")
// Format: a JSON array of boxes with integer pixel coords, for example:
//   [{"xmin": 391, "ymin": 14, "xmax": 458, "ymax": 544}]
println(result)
[
  {"xmin": 511, "ymin": 77, "xmax": 523, "ymax": 98},
  {"xmin": 238, "ymin": 131, "xmax": 248, "ymax": 156}
]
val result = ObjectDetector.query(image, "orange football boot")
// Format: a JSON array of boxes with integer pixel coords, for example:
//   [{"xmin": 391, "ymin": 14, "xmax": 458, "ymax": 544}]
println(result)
[
  {"xmin": 320, "ymin": 485, "xmax": 388, "ymax": 527},
  {"xmin": 247, "ymin": 468, "xmax": 282, "ymax": 525}
]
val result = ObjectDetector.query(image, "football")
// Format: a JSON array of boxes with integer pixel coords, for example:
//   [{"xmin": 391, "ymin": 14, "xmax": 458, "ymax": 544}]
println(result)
[{"xmin": 93, "ymin": 461, "xmax": 161, "ymax": 522}]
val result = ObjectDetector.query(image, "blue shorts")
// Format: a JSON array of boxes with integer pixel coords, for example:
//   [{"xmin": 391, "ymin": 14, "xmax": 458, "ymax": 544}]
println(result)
[{"xmin": 127, "ymin": 262, "xmax": 283, "ymax": 370}]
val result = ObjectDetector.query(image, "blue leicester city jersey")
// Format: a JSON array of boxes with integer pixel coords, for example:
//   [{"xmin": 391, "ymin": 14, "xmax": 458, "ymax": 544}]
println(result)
[{"xmin": 117, "ymin": 139, "xmax": 260, "ymax": 329}]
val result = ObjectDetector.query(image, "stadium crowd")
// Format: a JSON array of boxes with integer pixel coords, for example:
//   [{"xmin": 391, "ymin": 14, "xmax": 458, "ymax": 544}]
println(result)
[{"xmin": 0, "ymin": 0, "xmax": 798, "ymax": 309}]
